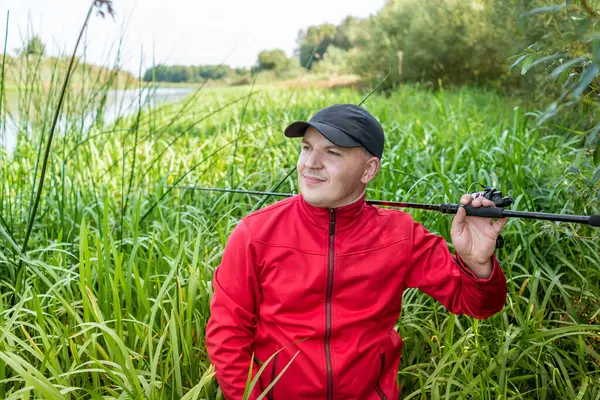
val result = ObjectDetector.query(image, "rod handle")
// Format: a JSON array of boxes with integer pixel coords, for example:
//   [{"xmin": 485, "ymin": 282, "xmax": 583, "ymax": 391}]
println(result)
[
  {"xmin": 440, "ymin": 203, "xmax": 505, "ymax": 218},
  {"xmin": 464, "ymin": 205, "xmax": 505, "ymax": 218}
]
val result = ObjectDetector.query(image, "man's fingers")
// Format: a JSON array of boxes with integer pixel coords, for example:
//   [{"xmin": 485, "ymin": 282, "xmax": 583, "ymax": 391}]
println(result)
[
  {"xmin": 472, "ymin": 196, "xmax": 483, "ymax": 207},
  {"xmin": 470, "ymin": 197, "xmax": 494, "ymax": 207},
  {"xmin": 482, "ymin": 199, "xmax": 496, "ymax": 207},
  {"xmin": 460, "ymin": 194, "xmax": 473, "ymax": 205},
  {"xmin": 493, "ymin": 217, "xmax": 509, "ymax": 235},
  {"xmin": 452, "ymin": 205, "xmax": 467, "ymax": 233},
  {"xmin": 457, "ymin": 194, "xmax": 505, "ymax": 231}
]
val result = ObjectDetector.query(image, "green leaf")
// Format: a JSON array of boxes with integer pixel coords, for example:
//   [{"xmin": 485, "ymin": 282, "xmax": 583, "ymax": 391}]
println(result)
[
  {"xmin": 509, "ymin": 54, "xmax": 527, "ymax": 70},
  {"xmin": 575, "ymin": 376, "xmax": 590, "ymax": 400},
  {"xmin": 0, "ymin": 352, "xmax": 64, "ymax": 400},
  {"xmin": 592, "ymin": 165, "xmax": 600, "ymax": 182},
  {"xmin": 523, "ymin": 54, "xmax": 565, "ymax": 74},
  {"xmin": 256, "ymin": 350, "xmax": 301, "ymax": 400},
  {"xmin": 244, "ymin": 349, "xmax": 283, "ymax": 400},
  {"xmin": 521, "ymin": 4, "xmax": 564, "ymax": 17},
  {"xmin": 593, "ymin": 37, "xmax": 600, "ymax": 63},
  {"xmin": 586, "ymin": 122, "xmax": 600, "ymax": 146},
  {"xmin": 550, "ymin": 57, "xmax": 587, "ymax": 79},
  {"xmin": 521, "ymin": 56, "xmax": 533, "ymax": 75},
  {"xmin": 573, "ymin": 64, "xmax": 599, "ymax": 97},
  {"xmin": 169, "ymin": 311, "xmax": 183, "ymax": 398},
  {"xmin": 180, "ymin": 364, "xmax": 216, "ymax": 400}
]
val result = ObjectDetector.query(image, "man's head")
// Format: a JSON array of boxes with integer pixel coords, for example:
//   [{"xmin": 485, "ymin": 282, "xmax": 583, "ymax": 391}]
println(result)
[{"xmin": 284, "ymin": 104, "xmax": 385, "ymax": 208}]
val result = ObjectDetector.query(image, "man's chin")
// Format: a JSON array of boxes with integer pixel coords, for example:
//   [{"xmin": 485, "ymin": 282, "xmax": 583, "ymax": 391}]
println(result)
[{"xmin": 300, "ymin": 190, "xmax": 330, "ymax": 208}]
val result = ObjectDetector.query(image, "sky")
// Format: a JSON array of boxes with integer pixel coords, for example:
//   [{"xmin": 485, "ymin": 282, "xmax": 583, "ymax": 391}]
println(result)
[{"xmin": 1, "ymin": 0, "xmax": 386, "ymax": 74}]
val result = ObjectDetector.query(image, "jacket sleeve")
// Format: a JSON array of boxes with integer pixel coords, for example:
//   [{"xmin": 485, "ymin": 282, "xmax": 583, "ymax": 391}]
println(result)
[
  {"xmin": 403, "ymin": 217, "xmax": 507, "ymax": 319},
  {"xmin": 206, "ymin": 220, "xmax": 261, "ymax": 400}
]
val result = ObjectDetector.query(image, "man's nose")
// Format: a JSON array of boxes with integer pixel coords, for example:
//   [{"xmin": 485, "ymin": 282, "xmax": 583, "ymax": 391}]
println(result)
[{"xmin": 305, "ymin": 150, "xmax": 322, "ymax": 169}]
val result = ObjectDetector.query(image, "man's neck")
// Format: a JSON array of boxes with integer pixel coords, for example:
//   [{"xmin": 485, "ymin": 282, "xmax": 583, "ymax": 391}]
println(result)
[{"xmin": 332, "ymin": 188, "xmax": 366, "ymax": 209}]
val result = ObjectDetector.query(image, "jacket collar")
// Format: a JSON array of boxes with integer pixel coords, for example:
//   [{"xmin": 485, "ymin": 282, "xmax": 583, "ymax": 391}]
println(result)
[{"xmin": 298, "ymin": 190, "xmax": 367, "ymax": 232}]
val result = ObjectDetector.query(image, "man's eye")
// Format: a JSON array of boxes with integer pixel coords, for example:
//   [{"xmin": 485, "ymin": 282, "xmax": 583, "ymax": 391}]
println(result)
[
  {"xmin": 302, "ymin": 145, "xmax": 310, "ymax": 151},
  {"xmin": 328, "ymin": 150, "xmax": 340, "ymax": 156}
]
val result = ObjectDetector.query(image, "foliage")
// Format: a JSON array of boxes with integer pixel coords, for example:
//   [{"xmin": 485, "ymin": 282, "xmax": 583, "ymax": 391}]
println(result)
[
  {"xmin": 509, "ymin": 0, "xmax": 600, "ymax": 163},
  {"xmin": 21, "ymin": 35, "xmax": 45, "ymax": 57},
  {"xmin": 311, "ymin": 46, "xmax": 353, "ymax": 75},
  {"xmin": 93, "ymin": 0, "xmax": 116, "ymax": 19},
  {"xmin": 348, "ymin": 0, "xmax": 520, "ymax": 90},
  {"xmin": 295, "ymin": 23, "xmax": 337, "ymax": 69},
  {"xmin": 143, "ymin": 64, "xmax": 249, "ymax": 83},
  {"xmin": 295, "ymin": 16, "xmax": 368, "ymax": 69},
  {"xmin": 257, "ymin": 49, "xmax": 290, "ymax": 71}
]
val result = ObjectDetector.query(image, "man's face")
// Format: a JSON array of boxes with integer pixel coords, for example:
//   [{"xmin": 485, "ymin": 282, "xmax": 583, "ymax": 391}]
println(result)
[{"xmin": 297, "ymin": 127, "xmax": 379, "ymax": 208}]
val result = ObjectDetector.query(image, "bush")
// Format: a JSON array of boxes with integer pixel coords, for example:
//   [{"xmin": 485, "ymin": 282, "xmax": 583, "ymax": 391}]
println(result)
[
  {"xmin": 257, "ymin": 49, "xmax": 290, "ymax": 71},
  {"xmin": 508, "ymin": 0, "xmax": 600, "ymax": 162},
  {"xmin": 311, "ymin": 46, "xmax": 353, "ymax": 75},
  {"xmin": 349, "ymin": 0, "xmax": 518, "ymax": 90}
]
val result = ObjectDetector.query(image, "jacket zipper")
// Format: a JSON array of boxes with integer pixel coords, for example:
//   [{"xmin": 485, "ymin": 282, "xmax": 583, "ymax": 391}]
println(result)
[
  {"xmin": 376, "ymin": 352, "xmax": 388, "ymax": 400},
  {"xmin": 325, "ymin": 208, "xmax": 336, "ymax": 400}
]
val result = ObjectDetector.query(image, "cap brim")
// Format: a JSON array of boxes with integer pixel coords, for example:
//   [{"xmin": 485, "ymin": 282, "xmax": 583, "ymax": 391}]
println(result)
[{"xmin": 284, "ymin": 121, "xmax": 361, "ymax": 148}]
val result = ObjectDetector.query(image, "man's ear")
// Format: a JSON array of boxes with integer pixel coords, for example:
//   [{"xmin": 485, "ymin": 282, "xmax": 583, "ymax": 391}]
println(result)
[{"xmin": 361, "ymin": 156, "xmax": 380, "ymax": 184}]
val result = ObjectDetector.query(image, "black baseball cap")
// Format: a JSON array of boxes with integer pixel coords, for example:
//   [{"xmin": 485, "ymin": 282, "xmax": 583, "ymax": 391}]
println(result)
[{"xmin": 284, "ymin": 104, "xmax": 385, "ymax": 158}]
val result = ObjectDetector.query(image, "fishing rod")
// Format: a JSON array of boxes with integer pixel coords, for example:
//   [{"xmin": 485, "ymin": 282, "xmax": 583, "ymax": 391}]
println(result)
[{"xmin": 168, "ymin": 184, "xmax": 600, "ymax": 229}]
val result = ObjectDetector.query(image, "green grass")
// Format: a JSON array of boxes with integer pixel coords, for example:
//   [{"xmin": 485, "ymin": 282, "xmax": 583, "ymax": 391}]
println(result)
[{"xmin": 0, "ymin": 58, "xmax": 599, "ymax": 400}]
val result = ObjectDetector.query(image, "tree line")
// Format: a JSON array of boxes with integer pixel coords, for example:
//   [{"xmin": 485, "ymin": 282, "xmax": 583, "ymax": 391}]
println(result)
[{"xmin": 142, "ymin": 65, "xmax": 248, "ymax": 83}]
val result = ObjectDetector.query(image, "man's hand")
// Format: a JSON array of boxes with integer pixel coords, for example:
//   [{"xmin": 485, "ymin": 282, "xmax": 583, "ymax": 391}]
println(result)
[{"xmin": 450, "ymin": 193, "xmax": 509, "ymax": 279}]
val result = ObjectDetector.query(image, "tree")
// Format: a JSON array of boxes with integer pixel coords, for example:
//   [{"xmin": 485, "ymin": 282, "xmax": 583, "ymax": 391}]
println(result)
[
  {"xmin": 508, "ymin": 0, "xmax": 600, "ymax": 163},
  {"xmin": 295, "ymin": 17, "xmax": 372, "ymax": 70},
  {"xmin": 335, "ymin": 16, "xmax": 371, "ymax": 50},
  {"xmin": 143, "ymin": 64, "xmax": 236, "ymax": 82},
  {"xmin": 22, "ymin": 36, "xmax": 45, "ymax": 57},
  {"xmin": 312, "ymin": 46, "xmax": 353, "ymax": 75},
  {"xmin": 257, "ymin": 49, "xmax": 289, "ymax": 71},
  {"xmin": 348, "ymin": 0, "xmax": 518, "ymax": 90},
  {"xmin": 295, "ymin": 24, "xmax": 338, "ymax": 69}
]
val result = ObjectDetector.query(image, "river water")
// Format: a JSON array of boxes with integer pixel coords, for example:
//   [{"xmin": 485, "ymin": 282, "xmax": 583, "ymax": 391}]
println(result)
[{"xmin": 1, "ymin": 87, "xmax": 196, "ymax": 156}]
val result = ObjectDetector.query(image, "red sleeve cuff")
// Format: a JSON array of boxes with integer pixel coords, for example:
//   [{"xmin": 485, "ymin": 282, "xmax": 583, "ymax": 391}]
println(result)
[
  {"xmin": 455, "ymin": 253, "xmax": 501, "ymax": 284},
  {"xmin": 453, "ymin": 253, "xmax": 507, "ymax": 318}
]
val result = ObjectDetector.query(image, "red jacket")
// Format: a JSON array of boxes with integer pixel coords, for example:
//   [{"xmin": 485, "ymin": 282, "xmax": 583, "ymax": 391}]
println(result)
[{"xmin": 206, "ymin": 193, "xmax": 506, "ymax": 399}]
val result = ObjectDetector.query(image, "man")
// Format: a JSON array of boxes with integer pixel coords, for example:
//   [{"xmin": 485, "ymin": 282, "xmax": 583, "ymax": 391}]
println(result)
[{"xmin": 206, "ymin": 104, "xmax": 508, "ymax": 399}]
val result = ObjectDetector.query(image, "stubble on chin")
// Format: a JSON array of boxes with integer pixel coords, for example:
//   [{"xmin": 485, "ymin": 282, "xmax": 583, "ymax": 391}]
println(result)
[{"xmin": 300, "ymin": 184, "xmax": 327, "ymax": 207}]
